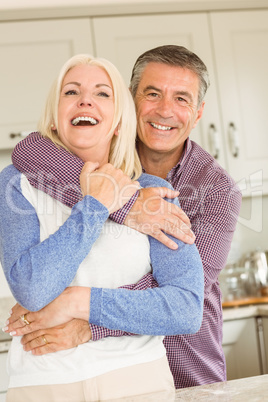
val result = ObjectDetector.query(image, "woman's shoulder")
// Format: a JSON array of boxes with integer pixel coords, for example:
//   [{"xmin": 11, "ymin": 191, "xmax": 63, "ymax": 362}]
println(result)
[
  {"xmin": 138, "ymin": 173, "xmax": 173, "ymax": 189},
  {"xmin": 0, "ymin": 164, "xmax": 20, "ymax": 184}
]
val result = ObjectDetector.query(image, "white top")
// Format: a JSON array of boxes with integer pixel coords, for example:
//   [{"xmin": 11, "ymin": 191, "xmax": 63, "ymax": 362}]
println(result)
[{"xmin": 7, "ymin": 176, "xmax": 166, "ymax": 388}]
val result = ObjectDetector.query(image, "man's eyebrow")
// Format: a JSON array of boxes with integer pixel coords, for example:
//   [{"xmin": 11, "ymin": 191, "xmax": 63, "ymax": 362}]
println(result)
[
  {"xmin": 143, "ymin": 85, "xmax": 161, "ymax": 92},
  {"xmin": 175, "ymin": 90, "xmax": 194, "ymax": 102}
]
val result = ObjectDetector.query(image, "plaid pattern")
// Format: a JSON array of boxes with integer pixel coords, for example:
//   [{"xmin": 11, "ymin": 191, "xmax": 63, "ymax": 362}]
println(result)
[{"xmin": 12, "ymin": 133, "xmax": 242, "ymax": 389}]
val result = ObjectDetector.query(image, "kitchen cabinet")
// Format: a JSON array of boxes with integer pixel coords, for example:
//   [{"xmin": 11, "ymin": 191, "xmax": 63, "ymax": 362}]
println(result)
[
  {"xmin": 0, "ymin": 352, "xmax": 8, "ymax": 402},
  {"xmin": 222, "ymin": 317, "xmax": 262, "ymax": 380},
  {"xmin": 0, "ymin": 18, "xmax": 93, "ymax": 150},
  {"xmin": 93, "ymin": 9, "xmax": 268, "ymax": 194},
  {"xmin": 261, "ymin": 316, "xmax": 268, "ymax": 373}
]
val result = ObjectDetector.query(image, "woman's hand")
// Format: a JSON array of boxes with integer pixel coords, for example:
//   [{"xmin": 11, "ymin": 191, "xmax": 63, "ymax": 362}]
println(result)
[
  {"xmin": 20, "ymin": 319, "xmax": 92, "ymax": 355},
  {"xmin": 80, "ymin": 162, "xmax": 140, "ymax": 214},
  {"xmin": 2, "ymin": 287, "xmax": 91, "ymax": 336}
]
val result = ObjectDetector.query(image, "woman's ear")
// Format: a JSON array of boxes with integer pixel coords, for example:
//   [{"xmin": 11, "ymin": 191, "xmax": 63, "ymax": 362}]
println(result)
[
  {"xmin": 51, "ymin": 123, "xmax": 57, "ymax": 131},
  {"xmin": 114, "ymin": 125, "xmax": 120, "ymax": 136}
]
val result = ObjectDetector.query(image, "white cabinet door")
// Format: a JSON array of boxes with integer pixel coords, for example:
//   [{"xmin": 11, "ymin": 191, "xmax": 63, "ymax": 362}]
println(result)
[
  {"xmin": 93, "ymin": 13, "xmax": 227, "ymax": 168},
  {"xmin": 0, "ymin": 352, "xmax": 9, "ymax": 395},
  {"xmin": 222, "ymin": 317, "xmax": 261, "ymax": 380},
  {"xmin": 210, "ymin": 10, "xmax": 268, "ymax": 191},
  {"xmin": 0, "ymin": 18, "xmax": 93, "ymax": 150}
]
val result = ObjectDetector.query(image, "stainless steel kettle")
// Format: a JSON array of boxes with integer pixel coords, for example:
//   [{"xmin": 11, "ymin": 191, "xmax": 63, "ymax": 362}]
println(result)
[{"xmin": 240, "ymin": 250, "xmax": 268, "ymax": 296}]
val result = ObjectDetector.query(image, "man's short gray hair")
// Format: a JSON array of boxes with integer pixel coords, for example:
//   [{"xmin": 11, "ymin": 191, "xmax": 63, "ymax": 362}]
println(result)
[{"xmin": 130, "ymin": 45, "xmax": 210, "ymax": 107}]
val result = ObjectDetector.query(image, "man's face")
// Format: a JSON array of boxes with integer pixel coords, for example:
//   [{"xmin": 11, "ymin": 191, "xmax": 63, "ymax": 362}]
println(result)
[{"xmin": 134, "ymin": 62, "xmax": 204, "ymax": 159}]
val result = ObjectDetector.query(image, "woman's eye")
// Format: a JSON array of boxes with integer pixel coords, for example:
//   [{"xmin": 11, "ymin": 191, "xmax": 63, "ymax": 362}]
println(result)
[
  {"xmin": 65, "ymin": 90, "xmax": 78, "ymax": 95},
  {"xmin": 98, "ymin": 91, "xmax": 110, "ymax": 98}
]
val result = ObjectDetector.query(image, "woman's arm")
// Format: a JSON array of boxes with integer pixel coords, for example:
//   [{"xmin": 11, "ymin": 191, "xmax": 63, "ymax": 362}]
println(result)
[
  {"xmin": 3, "ymin": 172, "xmax": 204, "ymax": 337},
  {"xmin": 0, "ymin": 164, "xmax": 109, "ymax": 311},
  {"xmin": 89, "ymin": 174, "xmax": 204, "ymax": 335}
]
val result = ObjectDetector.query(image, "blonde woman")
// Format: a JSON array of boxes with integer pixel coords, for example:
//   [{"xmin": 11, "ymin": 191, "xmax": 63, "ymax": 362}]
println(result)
[{"xmin": 1, "ymin": 54, "xmax": 203, "ymax": 401}]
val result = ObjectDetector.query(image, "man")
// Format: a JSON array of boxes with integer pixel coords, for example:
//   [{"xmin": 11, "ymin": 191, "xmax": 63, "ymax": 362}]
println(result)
[{"xmin": 10, "ymin": 45, "xmax": 241, "ymax": 388}]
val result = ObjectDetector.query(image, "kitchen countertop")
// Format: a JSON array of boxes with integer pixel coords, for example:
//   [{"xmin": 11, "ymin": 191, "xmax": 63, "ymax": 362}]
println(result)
[
  {"xmin": 173, "ymin": 374, "xmax": 268, "ymax": 401},
  {"xmin": 222, "ymin": 303, "xmax": 268, "ymax": 321},
  {"xmin": 89, "ymin": 374, "xmax": 268, "ymax": 400}
]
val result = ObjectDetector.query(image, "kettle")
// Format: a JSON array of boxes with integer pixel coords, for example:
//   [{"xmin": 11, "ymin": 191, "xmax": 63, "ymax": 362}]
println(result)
[{"xmin": 240, "ymin": 250, "xmax": 268, "ymax": 296}]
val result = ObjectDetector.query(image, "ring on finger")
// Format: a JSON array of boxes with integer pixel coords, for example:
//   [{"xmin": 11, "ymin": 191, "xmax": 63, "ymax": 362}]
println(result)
[
  {"xmin": 20, "ymin": 314, "xmax": 30, "ymax": 325},
  {"xmin": 42, "ymin": 335, "xmax": 48, "ymax": 345}
]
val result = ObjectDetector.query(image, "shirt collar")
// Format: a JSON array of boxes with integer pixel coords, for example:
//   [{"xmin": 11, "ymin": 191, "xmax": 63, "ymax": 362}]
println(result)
[{"xmin": 166, "ymin": 137, "xmax": 192, "ymax": 181}]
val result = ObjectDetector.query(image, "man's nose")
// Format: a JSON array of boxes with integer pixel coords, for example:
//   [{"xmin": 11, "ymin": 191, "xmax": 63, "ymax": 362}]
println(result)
[{"xmin": 156, "ymin": 97, "xmax": 174, "ymax": 118}]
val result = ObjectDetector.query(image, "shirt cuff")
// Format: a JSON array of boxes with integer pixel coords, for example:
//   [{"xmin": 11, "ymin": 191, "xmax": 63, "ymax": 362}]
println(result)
[{"xmin": 109, "ymin": 189, "xmax": 140, "ymax": 224}]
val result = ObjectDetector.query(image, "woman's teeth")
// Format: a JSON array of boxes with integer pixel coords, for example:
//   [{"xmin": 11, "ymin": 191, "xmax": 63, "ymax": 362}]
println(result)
[
  {"xmin": 151, "ymin": 122, "xmax": 172, "ymax": 131},
  {"xmin": 72, "ymin": 116, "xmax": 98, "ymax": 126}
]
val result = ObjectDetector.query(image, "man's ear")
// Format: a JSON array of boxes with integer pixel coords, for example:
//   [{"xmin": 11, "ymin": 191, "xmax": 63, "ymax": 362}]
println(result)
[{"xmin": 193, "ymin": 101, "xmax": 205, "ymax": 128}]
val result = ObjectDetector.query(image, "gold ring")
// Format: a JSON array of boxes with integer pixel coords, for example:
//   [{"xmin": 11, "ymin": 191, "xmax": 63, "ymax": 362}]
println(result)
[
  {"xmin": 20, "ymin": 314, "xmax": 30, "ymax": 325},
  {"xmin": 42, "ymin": 335, "xmax": 48, "ymax": 345}
]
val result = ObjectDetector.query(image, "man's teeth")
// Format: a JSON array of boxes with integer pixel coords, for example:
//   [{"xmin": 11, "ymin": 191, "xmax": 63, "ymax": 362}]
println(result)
[
  {"xmin": 72, "ymin": 116, "xmax": 98, "ymax": 126},
  {"xmin": 151, "ymin": 122, "xmax": 172, "ymax": 131}
]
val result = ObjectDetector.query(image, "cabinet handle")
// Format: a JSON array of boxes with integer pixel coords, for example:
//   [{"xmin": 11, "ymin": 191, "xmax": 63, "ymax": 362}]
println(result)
[
  {"xmin": 9, "ymin": 131, "xmax": 32, "ymax": 139},
  {"xmin": 208, "ymin": 124, "xmax": 220, "ymax": 159},
  {"xmin": 228, "ymin": 122, "xmax": 239, "ymax": 157}
]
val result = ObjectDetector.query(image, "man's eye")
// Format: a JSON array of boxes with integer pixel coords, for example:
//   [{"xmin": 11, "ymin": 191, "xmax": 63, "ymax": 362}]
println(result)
[
  {"xmin": 177, "ymin": 97, "xmax": 187, "ymax": 102},
  {"xmin": 147, "ymin": 92, "xmax": 158, "ymax": 98},
  {"xmin": 65, "ymin": 90, "xmax": 78, "ymax": 95}
]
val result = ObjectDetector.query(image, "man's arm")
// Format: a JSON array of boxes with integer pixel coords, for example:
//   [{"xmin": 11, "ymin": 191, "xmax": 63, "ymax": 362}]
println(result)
[{"xmin": 12, "ymin": 132, "xmax": 194, "ymax": 248}]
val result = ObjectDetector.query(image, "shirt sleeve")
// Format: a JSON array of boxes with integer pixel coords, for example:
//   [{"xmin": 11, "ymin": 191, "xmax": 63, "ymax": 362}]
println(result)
[
  {"xmin": 91, "ymin": 272, "xmax": 158, "ymax": 341},
  {"xmin": 0, "ymin": 165, "xmax": 109, "ymax": 311},
  {"xmin": 89, "ymin": 174, "xmax": 204, "ymax": 336},
  {"xmin": 12, "ymin": 132, "xmax": 138, "ymax": 222}
]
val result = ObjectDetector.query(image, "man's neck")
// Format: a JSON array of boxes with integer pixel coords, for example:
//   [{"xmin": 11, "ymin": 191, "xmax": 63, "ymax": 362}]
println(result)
[{"xmin": 137, "ymin": 142, "xmax": 183, "ymax": 179}]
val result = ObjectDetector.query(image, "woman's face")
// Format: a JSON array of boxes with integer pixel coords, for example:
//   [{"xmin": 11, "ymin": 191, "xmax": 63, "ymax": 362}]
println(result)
[{"xmin": 57, "ymin": 64, "xmax": 117, "ymax": 163}]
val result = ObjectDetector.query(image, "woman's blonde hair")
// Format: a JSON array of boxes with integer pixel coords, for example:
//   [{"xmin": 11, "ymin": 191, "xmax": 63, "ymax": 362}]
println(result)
[{"xmin": 38, "ymin": 54, "xmax": 141, "ymax": 179}]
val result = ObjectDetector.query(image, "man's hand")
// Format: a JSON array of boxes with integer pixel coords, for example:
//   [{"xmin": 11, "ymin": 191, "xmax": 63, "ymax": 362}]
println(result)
[
  {"xmin": 80, "ymin": 162, "xmax": 140, "ymax": 214},
  {"xmin": 124, "ymin": 187, "xmax": 195, "ymax": 249},
  {"xmin": 20, "ymin": 319, "xmax": 91, "ymax": 356},
  {"xmin": 3, "ymin": 287, "xmax": 91, "ymax": 336}
]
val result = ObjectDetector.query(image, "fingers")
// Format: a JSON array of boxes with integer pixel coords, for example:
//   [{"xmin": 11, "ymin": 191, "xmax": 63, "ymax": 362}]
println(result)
[
  {"xmin": 3, "ymin": 310, "xmax": 40, "ymax": 336},
  {"xmin": 21, "ymin": 330, "xmax": 52, "ymax": 355},
  {"xmin": 80, "ymin": 163, "xmax": 140, "ymax": 213},
  {"xmin": 20, "ymin": 319, "xmax": 92, "ymax": 356}
]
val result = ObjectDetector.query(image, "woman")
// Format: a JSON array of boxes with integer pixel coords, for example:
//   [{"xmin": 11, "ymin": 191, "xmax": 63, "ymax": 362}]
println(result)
[{"xmin": 0, "ymin": 54, "xmax": 203, "ymax": 401}]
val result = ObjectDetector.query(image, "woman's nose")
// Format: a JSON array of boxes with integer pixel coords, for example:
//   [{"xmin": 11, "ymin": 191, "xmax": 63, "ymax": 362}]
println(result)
[{"xmin": 78, "ymin": 94, "xmax": 93, "ymax": 107}]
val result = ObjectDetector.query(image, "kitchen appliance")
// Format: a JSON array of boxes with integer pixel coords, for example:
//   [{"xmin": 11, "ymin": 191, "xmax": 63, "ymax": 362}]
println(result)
[{"xmin": 240, "ymin": 250, "xmax": 268, "ymax": 296}]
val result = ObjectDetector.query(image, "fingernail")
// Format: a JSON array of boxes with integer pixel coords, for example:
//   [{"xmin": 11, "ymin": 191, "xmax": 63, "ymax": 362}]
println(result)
[
  {"xmin": 2, "ymin": 326, "xmax": 8, "ymax": 332},
  {"xmin": 5, "ymin": 320, "xmax": 9, "ymax": 325},
  {"xmin": 9, "ymin": 310, "xmax": 13, "ymax": 315},
  {"xmin": 9, "ymin": 331, "xmax": 16, "ymax": 336}
]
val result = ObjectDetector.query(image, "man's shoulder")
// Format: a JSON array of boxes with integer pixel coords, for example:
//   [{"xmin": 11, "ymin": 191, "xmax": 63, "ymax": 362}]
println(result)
[{"xmin": 189, "ymin": 141, "xmax": 236, "ymax": 184}]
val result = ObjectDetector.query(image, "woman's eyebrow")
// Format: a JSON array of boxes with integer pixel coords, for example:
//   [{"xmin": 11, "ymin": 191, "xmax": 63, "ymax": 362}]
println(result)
[{"xmin": 62, "ymin": 81, "xmax": 81, "ymax": 88}]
